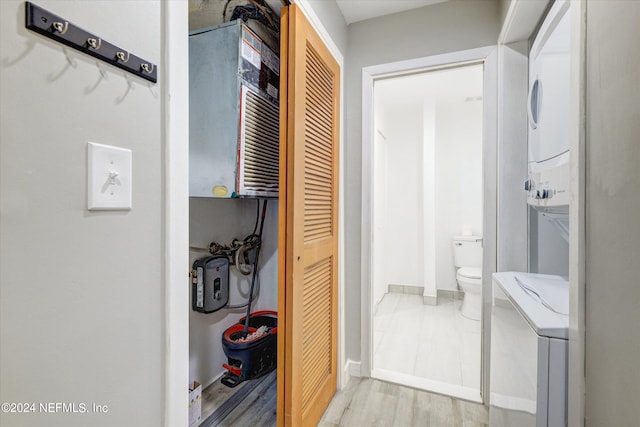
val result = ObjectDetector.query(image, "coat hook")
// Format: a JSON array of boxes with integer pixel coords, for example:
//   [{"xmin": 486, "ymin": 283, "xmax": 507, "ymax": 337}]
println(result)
[
  {"xmin": 26, "ymin": 2, "xmax": 157, "ymax": 83},
  {"xmin": 52, "ymin": 21, "xmax": 68, "ymax": 35},
  {"xmin": 116, "ymin": 51, "xmax": 130, "ymax": 63},
  {"xmin": 87, "ymin": 37, "xmax": 101, "ymax": 50},
  {"xmin": 141, "ymin": 63, "xmax": 154, "ymax": 74}
]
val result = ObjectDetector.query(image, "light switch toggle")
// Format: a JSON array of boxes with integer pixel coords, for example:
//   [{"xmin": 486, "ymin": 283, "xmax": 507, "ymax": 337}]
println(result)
[
  {"xmin": 108, "ymin": 171, "xmax": 119, "ymax": 184},
  {"xmin": 106, "ymin": 171, "xmax": 120, "ymax": 187},
  {"xmin": 103, "ymin": 171, "xmax": 121, "ymax": 195},
  {"xmin": 88, "ymin": 142, "xmax": 132, "ymax": 210}
]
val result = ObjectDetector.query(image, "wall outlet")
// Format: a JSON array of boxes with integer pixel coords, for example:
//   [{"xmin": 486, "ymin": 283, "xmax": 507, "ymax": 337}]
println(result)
[{"xmin": 88, "ymin": 142, "xmax": 132, "ymax": 210}]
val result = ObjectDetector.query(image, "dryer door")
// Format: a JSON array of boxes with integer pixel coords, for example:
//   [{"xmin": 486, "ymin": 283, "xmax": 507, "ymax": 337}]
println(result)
[{"xmin": 528, "ymin": 1, "xmax": 571, "ymax": 164}]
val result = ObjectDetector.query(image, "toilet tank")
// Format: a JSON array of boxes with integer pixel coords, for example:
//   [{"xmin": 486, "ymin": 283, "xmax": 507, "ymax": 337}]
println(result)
[{"xmin": 453, "ymin": 236, "xmax": 483, "ymax": 268}]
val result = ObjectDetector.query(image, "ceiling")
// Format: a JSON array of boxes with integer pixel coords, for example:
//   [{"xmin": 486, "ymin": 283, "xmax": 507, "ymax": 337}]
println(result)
[
  {"xmin": 335, "ymin": 0, "xmax": 450, "ymax": 24},
  {"xmin": 263, "ymin": 1, "xmax": 451, "ymax": 25}
]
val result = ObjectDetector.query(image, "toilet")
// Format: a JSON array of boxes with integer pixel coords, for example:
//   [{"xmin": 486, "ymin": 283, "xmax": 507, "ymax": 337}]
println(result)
[{"xmin": 452, "ymin": 235, "xmax": 483, "ymax": 320}]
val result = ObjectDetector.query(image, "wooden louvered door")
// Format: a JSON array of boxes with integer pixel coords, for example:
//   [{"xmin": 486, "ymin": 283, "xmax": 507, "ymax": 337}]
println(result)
[{"xmin": 277, "ymin": 4, "xmax": 340, "ymax": 427}]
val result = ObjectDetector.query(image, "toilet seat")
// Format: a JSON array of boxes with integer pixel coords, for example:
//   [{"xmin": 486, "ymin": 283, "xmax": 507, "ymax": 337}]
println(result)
[{"xmin": 458, "ymin": 267, "xmax": 482, "ymax": 279}]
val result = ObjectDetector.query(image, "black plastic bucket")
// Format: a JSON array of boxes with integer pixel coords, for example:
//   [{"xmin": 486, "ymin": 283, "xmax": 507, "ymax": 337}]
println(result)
[{"xmin": 221, "ymin": 310, "xmax": 277, "ymax": 387}]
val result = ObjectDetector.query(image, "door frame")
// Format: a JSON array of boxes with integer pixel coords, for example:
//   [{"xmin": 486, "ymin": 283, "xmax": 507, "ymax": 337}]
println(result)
[
  {"xmin": 164, "ymin": 1, "xmax": 190, "ymax": 425},
  {"xmin": 360, "ymin": 46, "xmax": 498, "ymax": 403},
  {"xmin": 163, "ymin": 1, "xmax": 346, "ymax": 425}
]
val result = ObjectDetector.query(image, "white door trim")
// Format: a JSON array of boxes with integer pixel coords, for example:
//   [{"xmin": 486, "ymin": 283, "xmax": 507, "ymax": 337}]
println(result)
[
  {"xmin": 164, "ymin": 1, "xmax": 190, "ymax": 426},
  {"xmin": 360, "ymin": 46, "xmax": 497, "ymax": 395},
  {"xmin": 567, "ymin": 1, "xmax": 586, "ymax": 425}
]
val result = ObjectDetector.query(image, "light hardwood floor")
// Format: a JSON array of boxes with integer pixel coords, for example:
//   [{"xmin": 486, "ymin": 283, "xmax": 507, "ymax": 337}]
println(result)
[
  {"xmin": 201, "ymin": 373, "xmax": 487, "ymax": 426},
  {"xmin": 216, "ymin": 373, "xmax": 276, "ymax": 427},
  {"xmin": 319, "ymin": 377, "xmax": 488, "ymax": 427},
  {"xmin": 199, "ymin": 371, "xmax": 276, "ymax": 427},
  {"xmin": 200, "ymin": 356, "xmax": 486, "ymax": 426}
]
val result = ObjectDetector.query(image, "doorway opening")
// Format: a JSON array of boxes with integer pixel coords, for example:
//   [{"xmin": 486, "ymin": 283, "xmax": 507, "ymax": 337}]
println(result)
[
  {"xmin": 186, "ymin": 5, "xmax": 282, "ymax": 425},
  {"xmin": 370, "ymin": 63, "xmax": 484, "ymax": 402},
  {"xmin": 183, "ymin": 3, "xmax": 344, "ymax": 426}
]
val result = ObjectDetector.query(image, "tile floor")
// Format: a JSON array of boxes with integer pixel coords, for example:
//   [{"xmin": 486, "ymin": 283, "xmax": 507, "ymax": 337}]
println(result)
[
  {"xmin": 373, "ymin": 292, "xmax": 481, "ymax": 397},
  {"xmin": 319, "ymin": 376, "xmax": 488, "ymax": 427}
]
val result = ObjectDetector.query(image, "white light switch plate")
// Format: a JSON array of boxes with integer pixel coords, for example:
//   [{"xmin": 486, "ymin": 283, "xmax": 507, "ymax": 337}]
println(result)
[{"xmin": 88, "ymin": 142, "xmax": 132, "ymax": 210}]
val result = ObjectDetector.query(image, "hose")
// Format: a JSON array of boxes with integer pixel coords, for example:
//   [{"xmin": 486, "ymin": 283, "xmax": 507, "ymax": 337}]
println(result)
[{"xmin": 234, "ymin": 245, "xmax": 252, "ymax": 275}]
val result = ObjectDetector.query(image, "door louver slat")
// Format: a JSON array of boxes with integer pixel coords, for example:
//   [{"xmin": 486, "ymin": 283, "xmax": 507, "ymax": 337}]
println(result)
[
  {"xmin": 303, "ymin": 44, "xmax": 333, "ymax": 242},
  {"xmin": 301, "ymin": 257, "xmax": 333, "ymax": 411}
]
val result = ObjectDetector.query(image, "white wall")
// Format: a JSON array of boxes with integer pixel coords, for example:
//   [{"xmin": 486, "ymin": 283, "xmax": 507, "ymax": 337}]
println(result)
[
  {"xmin": 346, "ymin": 0, "xmax": 500, "ymax": 361},
  {"xmin": 434, "ymin": 98, "xmax": 484, "ymax": 290},
  {"xmin": 189, "ymin": 198, "xmax": 278, "ymax": 388},
  {"xmin": 529, "ymin": 208, "xmax": 569, "ymax": 276},
  {"xmin": 382, "ymin": 107, "xmax": 425, "ymax": 288},
  {"xmin": 375, "ymin": 76, "xmax": 483, "ymax": 298},
  {"xmin": 584, "ymin": 2, "xmax": 640, "ymax": 425},
  {"xmin": 423, "ymin": 100, "xmax": 437, "ymax": 299},
  {"xmin": 497, "ymin": 41, "xmax": 529, "ymax": 273},
  {"xmin": 0, "ymin": 1, "xmax": 165, "ymax": 426}
]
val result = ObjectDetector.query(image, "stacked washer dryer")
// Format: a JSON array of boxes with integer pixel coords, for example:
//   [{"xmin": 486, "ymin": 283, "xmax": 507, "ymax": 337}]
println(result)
[
  {"xmin": 490, "ymin": 1, "xmax": 571, "ymax": 426},
  {"xmin": 525, "ymin": 0, "xmax": 572, "ymax": 240}
]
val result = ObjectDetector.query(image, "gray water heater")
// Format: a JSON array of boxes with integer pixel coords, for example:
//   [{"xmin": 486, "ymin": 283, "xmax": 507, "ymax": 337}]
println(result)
[
  {"xmin": 189, "ymin": 20, "xmax": 280, "ymax": 198},
  {"xmin": 192, "ymin": 256, "xmax": 230, "ymax": 313}
]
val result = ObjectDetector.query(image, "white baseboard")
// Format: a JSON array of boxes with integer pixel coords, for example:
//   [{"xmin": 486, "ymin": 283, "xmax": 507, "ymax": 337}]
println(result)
[
  {"xmin": 423, "ymin": 295, "xmax": 438, "ymax": 305},
  {"xmin": 371, "ymin": 368, "xmax": 482, "ymax": 403},
  {"xmin": 388, "ymin": 284, "xmax": 424, "ymax": 295},
  {"xmin": 423, "ymin": 289, "xmax": 464, "ymax": 305},
  {"xmin": 346, "ymin": 359, "xmax": 361, "ymax": 378},
  {"xmin": 339, "ymin": 359, "xmax": 361, "ymax": 390}
]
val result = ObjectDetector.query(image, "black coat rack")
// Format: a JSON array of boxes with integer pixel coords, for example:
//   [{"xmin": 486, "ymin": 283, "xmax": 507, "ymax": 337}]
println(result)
[{"xmin": 25, "ymin": 1, "xmax": 158, "ymax": 83}]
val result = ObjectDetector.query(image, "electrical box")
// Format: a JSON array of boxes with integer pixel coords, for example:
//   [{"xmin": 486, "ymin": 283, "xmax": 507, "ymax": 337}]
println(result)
[
  {"xmin": 192, "ymin": 256, "xmax": 230, "ymax": 314},
  {"xmin": 189, "ymin": 20, "xmax": 280, "ymax": 198}
]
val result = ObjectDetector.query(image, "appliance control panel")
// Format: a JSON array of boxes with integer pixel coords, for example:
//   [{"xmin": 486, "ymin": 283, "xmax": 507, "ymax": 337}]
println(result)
[{"xmin": 525, "ymin": 162, "xmax": 570, "ymax": 208}]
